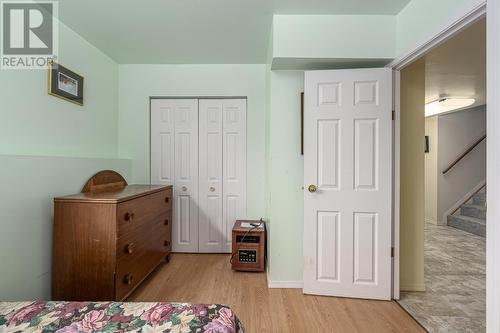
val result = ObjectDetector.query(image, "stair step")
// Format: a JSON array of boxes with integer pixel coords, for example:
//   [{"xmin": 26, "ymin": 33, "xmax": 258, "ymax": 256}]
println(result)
[
  {"xmin": 461, "ymin": 204, "xmax": 486, "ymax": 219},
  {"xmin": 447, "ymin": 215, "xmax": 486, "ymax": 237},
  {"xmin": 473, "ymin": 192, "xmax": 486, "ymax": 206}
]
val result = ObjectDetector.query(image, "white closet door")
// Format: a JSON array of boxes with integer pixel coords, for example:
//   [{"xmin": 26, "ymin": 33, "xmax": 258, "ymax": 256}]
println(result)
[
  {"xmin": 199, "ymin": 99, "xmax": 224, "ymax": 252},
  {"xmin": 151, "ymin": 99, "xmax": 175, "ymax": 186},
  {"xmin": 222, "ymin": 99, "xmax": 247, "ymax": 252},
  {"xmin": 173, "ymin": 99, "xmax": 199, "ymax": 252}
]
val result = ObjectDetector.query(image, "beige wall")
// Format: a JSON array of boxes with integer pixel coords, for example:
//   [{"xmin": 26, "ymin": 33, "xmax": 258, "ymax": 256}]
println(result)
[
  {"xmin": 425, "ymin": 116, "xmax": 439, "ymax": 224},
  {"xmin": 400, "ymin": 60, "xmax": 425, "ymax": 292}
]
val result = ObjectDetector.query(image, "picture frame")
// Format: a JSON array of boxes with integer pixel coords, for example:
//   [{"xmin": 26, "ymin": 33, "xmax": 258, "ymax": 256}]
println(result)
[{"xmin": 48, "ymin": 61, "xmax": 84, "ymax": 105}]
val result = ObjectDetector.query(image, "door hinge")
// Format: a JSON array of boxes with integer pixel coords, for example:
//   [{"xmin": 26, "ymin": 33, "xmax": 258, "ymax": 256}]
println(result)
[
  {"xmin": 392, "ymin": 110, "xmax": 395, "ymax": 120},
  {"xmin": 391, "ymin": 247, "xmax": 394, "ymax": 258}
]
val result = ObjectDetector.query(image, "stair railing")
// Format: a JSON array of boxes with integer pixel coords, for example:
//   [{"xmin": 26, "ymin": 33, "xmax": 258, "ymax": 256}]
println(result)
[{"xmin": 442, "ymin": 134, "xmax": 486, "ymax": 175}]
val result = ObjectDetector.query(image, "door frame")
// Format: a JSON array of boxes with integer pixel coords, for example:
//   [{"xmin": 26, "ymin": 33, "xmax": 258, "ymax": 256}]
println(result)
[{"xmin": 387, "ymin": 2, "xmax": 500, "ymax": 332}]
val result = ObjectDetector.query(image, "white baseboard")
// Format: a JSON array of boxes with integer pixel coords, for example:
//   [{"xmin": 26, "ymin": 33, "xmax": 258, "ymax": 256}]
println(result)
[
  {"xmin": 400, "ymin": 283, "xmax": 426, "ymax": 292},
  {"xmin": 267, "ymin": 280, "xmax": 303, "ymax": 288}
]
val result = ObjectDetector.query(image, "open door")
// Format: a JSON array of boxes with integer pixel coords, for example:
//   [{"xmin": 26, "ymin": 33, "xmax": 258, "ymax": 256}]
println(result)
[{"xmin": 303, "ymin": 68, "xmax": 393, "ymax": 300}]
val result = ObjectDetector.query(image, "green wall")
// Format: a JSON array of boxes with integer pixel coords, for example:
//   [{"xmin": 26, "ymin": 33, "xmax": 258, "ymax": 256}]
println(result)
[
  {"xmin": 396, "ymin": 0, "xmax": 484, "ymax": 58},
  {"xmin": 0, "ymin": 22, "xmax": 119, "ymax": 158},
  {"xmin": 0, "ymin": 156, "xmax": 130, "ymax": 300},
  {"xmin": 272, "ymin": 15, "xmax": 396, "ymax": 60},
  {"xmin": 0, "ymin": 22, "xmax": 129, "ymax": 300},
  {"xmin": 267, "ymin": 71, "xmax": 304, "ymax": 282},
  {"xmin": 118, "ymin": 64, "xmax": 267, "ymax": 218}
]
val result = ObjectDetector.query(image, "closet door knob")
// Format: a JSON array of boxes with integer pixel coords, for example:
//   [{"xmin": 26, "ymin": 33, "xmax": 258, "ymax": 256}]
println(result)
[
  {"xmin": 181, "ymin": 186, "xmax": 187, "ymax": 191},
  {"xmin": 209, "ymin": 187, "xmax": 215, "ymax": 192}
]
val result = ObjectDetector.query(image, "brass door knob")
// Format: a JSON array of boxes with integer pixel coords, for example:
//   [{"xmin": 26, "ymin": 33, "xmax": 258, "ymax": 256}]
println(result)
[{"xmin": 308, "ymin": 184, "xmax": 317, "ymax": 193}]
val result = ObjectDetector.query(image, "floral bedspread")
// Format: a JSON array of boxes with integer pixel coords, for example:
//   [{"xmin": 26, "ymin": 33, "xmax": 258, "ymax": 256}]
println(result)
[{"xmin": 0, "ymin": 301, "xmax": 245, "ymax": 333}]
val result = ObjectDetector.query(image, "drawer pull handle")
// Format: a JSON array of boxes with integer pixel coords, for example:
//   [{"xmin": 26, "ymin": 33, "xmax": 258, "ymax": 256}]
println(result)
[
  {"xmin": 165, "ymin": 197, "xmax": 169, "ymax": 203},
  {"xmin": 125, "ymin": 243, "xmax": 134, "ymax": 254},
  {"xmin": 164, "ymin": 240, "xmax": 170, "ymax": 247},
  {"xmin": 124, "ymin": 212, "xmax": 135, "ymax": 222},
  {"xmin": 123, "ymin": 274, "xmax": 134, "ymax": 285},
  {"xmin": 164, "ymin": 219, "xmax": 169, "ymax": 225}
]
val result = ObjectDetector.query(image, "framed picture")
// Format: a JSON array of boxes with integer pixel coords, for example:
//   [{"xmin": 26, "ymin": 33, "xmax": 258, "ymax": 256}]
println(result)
[{"xmin": 48, "ymin": 61, "xmax": 84, "ymax": 105}]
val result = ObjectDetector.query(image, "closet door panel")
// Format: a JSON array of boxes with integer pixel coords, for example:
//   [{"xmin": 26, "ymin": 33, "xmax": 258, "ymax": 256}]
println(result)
[
  {"xmin": 199, "ymin": 100, "xmax": 224, "ymax": 252},
  {"xmin": 151, "ymin": 99, "xmax": 175, "ymax": 185},
  {"xmin": 173, "ymin": 99, "xmax": 199, "ymax": 253},
  {"xmin": 223, "ymin": 99, "xmax": 247, "ymax": 252}
]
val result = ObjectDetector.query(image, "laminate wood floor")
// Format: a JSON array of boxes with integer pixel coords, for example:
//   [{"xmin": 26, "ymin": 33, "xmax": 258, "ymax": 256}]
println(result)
[{"xmin": 128, "ymin": 253, "xmax": 424, "ymax": 333}]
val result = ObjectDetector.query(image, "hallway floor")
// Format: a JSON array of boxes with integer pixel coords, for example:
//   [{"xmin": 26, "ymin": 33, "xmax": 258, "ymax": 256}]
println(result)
[{"xmin": 399, "ymin": 222, "xmax": 485, "ymax": 332}]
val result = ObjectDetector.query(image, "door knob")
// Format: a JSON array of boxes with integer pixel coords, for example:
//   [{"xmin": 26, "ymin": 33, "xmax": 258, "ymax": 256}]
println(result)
[
  {"xmin": 182, "ymin": 186, "xmax": 187, "ymax": 191},
  {"xmin": 308, "ymin": 184, "xmax": 317, "ymax": 193},
  {"xmin": 209, "ymin": 187, "xmax": 215, "ymax": 192}
]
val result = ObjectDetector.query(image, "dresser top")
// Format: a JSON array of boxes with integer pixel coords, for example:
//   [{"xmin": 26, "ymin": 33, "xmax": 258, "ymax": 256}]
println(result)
[{"xmin": 54, "ymin": 184, "xmax": 171, "ymax": 203}]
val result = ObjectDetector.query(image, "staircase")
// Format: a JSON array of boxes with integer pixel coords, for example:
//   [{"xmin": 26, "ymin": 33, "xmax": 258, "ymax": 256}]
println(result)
[{"xmin": 447, "ymin": 189, "xmax": 486, "ymax": 237}]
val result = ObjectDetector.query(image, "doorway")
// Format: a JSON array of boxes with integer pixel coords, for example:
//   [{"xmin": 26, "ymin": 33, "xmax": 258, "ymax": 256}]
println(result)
[{"xmin": 397, "ymin": 18, "xmax": 486, "ymax": 332}]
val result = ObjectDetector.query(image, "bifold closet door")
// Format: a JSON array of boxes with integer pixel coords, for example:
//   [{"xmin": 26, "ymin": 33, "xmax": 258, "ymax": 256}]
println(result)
[
  {"xmin": 152, "ymin": 98, "xmax": 246, "ymax": 254},
  {"xmin": 199, "ymin": 99, "xmax": 247, "ymax": 253},
  {"xmin": 151, "ymin": 99, "xmax": 199, "ymax": 253},
  {"xmin": 222, "ymin": 99, "xmax": 247, "ymax": 252},
  {"xmin": 199, "ymin": 100, "xmax": 224, "ymax": 252}
]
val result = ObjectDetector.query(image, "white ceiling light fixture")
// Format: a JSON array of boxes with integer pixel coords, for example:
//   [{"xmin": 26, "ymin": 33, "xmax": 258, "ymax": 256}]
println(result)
[{"xmin": 425, "ymin": 97, "xmax": 476, "ymax": 117}]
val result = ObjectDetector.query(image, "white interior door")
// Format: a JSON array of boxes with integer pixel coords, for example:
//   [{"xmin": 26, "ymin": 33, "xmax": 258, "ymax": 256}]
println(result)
[
  {"xmin": 173, "ymin": 99, "xmax": 199, "ymax": 252},
  {"xmin": 150, "ymin": 99, "xmax": 199, "ymax": 253},
  {"xmin": 151, "ymin": 99, "xmax": 175, "ymax": 186},
  {"xmin": 303, "ymin": 68, "xmax": 392, "ymax": 300},
  {"xmin": 199, "ymin": 99, "xmax": 224, "ymax": 252},
  {"xmin": 222, "ymin": 99, "xmax": 247, "ymax": 252},
  {"xmin": 152, "ymin": 98, "xmax": 246, "ymax": 254}
]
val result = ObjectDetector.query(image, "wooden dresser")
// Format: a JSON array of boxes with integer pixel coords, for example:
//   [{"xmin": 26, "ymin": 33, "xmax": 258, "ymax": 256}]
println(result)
[{"xmin": 52, "ymin": 171, "xmax": 172, "ymax": 301}]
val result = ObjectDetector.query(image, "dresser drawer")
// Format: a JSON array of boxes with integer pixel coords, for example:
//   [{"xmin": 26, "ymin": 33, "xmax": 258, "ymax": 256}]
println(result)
[
  {"xmin": 153, "ymin": 210, "xmax": 172, "ymax": 252},
  {"xmin": 115, "ymin": 250, "xmax": 163, "ymax": 300},
  {"xmin": 117, "ymin": 189, "xmax": 170, "ymax": 238}
]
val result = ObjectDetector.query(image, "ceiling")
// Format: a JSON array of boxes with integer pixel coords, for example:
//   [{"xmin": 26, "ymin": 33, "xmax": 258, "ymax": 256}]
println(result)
[
  {"xmin": 56, "ymin": 0, "xmax": 411, "ymax": 64},
  {"xmin": 424, "ymin": 18, "xmax": 486, "ymax": 109}
]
